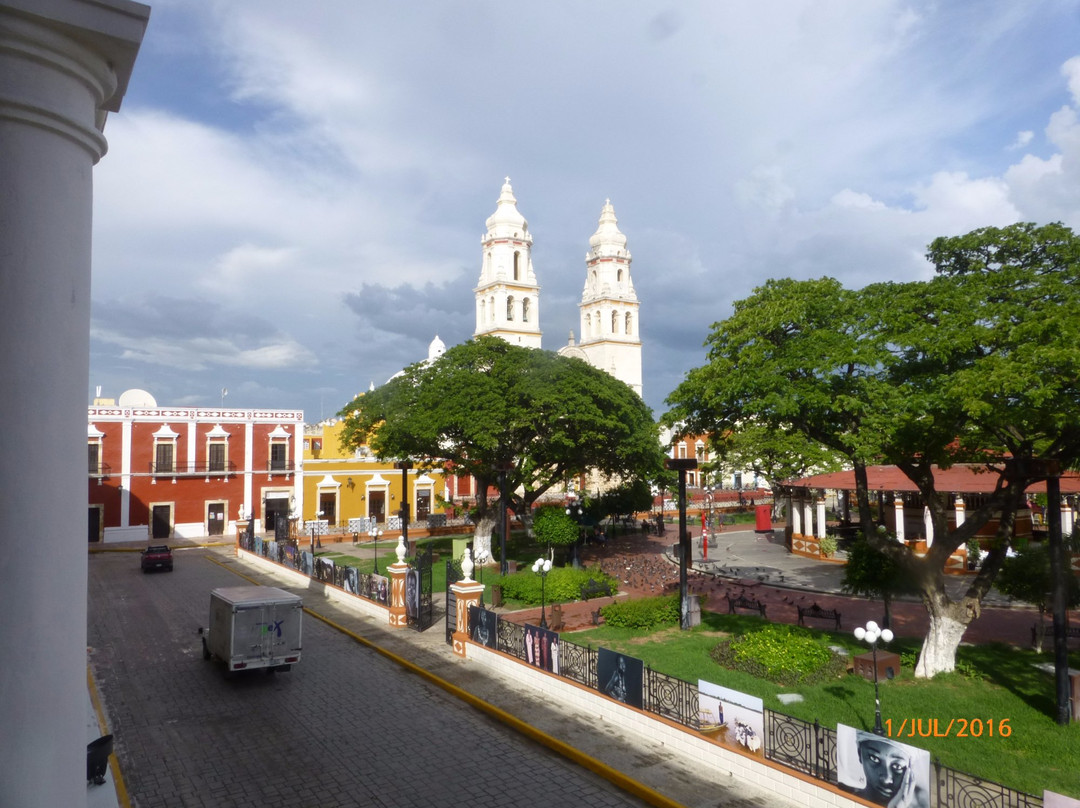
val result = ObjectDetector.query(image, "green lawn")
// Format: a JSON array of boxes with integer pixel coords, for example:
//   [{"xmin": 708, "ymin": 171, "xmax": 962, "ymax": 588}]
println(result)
[{"xmin": 567, "ymin": 611, "xmax": 1080, "ymax": 799}]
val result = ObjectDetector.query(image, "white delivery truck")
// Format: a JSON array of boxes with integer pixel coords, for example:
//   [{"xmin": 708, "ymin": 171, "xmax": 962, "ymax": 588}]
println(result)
[{"xmin": 199, "ymin": 586, "xmax": 303, "ymax": 674}]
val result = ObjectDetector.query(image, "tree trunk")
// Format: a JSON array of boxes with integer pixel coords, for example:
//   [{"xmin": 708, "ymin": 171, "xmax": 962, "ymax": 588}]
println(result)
[
  {"xmin": 914, "ymin": 590, "xmax": 973, "ymax": 678},
  {"xmin": 472, "ymin": 513, "xmax": 496, "ymax": 559}
]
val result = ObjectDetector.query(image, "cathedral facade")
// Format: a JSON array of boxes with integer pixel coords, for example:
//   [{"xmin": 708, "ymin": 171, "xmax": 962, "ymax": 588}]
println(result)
[{"xmin": 473, "ymin": 178, "xmax": 643, "ymax": 397}]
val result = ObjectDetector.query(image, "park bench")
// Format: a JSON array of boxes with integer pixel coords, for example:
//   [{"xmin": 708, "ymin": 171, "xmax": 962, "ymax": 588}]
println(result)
[
  {"xmin": 727, "ymin": 594, "xmax": 767, "ymax": 618},
  {"xmin": 1030, "ymin": 622, "xmax": 1080, "ymax": 646},
  {"xmin": 581, "ymin": 578, "xmax": 614, "ymax": 600},
  {"xmin": 797, "ymin": 603, "xmax": 841, "ymax": 630}
]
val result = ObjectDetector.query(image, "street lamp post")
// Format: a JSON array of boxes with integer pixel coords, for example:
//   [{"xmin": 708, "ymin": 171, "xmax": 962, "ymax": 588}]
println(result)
[
  {"xmin": 394, "ymin": 460, "xmax": 412, "ymax": 555},
  {"xmin": 665, "ymin": 458, "xmax": 698, "ymax": 630},
  {"xmin": 854, "ymin": 620, "xmax": 894, "ymax": 735},
  {"xmin": 475, "ymin": 547, "xmax": 489, "ymax": 606},
  {"xmin": 566, "ymin": 496, "xmax": 584, "ymax": 568},
  {"xmin": 495, "ymin": 462, "xmax": 514, "ymax": 576},
  {"xmin": 532, "ymin": 555, "xmax": 553, "ymax": 629},
  {"xmin": 368, "ymin": 520, "xmax": 384, "ymax": 574}
]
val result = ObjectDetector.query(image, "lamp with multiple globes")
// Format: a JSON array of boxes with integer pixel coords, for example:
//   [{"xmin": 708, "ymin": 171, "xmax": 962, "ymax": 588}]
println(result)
[
  {"xmin": 368, "ymin": 521, "xmax": 384, "ymax": 574},
  {"xmin": 854, "ymin": 620, "xmax": 894, "ymax": 735},
  {"xmin": 532, "ymin": 556, "xmax": 553, "ymax": 629}
]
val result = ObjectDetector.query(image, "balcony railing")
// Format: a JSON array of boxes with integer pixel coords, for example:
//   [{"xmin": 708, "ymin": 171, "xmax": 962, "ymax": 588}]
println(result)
[
  {"xmin": 150, "ymin": 460, "xmax": 237, "ymax": 475},
  {"xmin": 266, "ymin": 460, "xmax": 295, "ymax": 473},
  {"xmin": 89, "ymin": 463, "xmax": 112, "ymax": 478}
]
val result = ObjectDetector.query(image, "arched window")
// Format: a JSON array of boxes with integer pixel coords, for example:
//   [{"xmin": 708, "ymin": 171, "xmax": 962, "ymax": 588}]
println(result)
[
  {"xmin": 513, "ymin": 251, "xmax": 521, "ymax": 281},
  {"xmin": 611, "ymin": 311, "xmax": 618, "ymax": 333},
  {"xmin": 490, "ymin": 296, "xmax": 495, "ymax": 322},
  {"xmin": 506, "ymin": 296, "xmax": 515, "ymax": 321},
  {"xmin": 522, "ymin": 297, "xmax": 530, "ymax": 322},
  {"xmin": 625, "ymin": 312, "xmax": 632, "ymax": 335},
  {"xmin": 617, "ymin": 268, "xmax": 623, "ymax": 283},
  {"xmin": 479, "ymin": 299, "xmax": 486, "ymax": 324},
  {"xmin": 584, "ymin": 313, "xmax": 591, "ymax": 335}
]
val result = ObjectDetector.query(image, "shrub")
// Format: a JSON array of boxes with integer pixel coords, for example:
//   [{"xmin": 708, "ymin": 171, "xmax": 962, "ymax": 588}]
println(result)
[
  {"xmin": 601, "ymin": 595, "xmax": 682, "ymax": 629},
  {"xmin": 497, "ymin": 564, "xmax": 617, "ymax": 606},
  {"xmin": 533, "ymin": 505, "xmax": 579, "ymax": 548},
  {"xmin": 818, "ymin": 535, "xmax": 837, "ymax": 558},
  {"xmin": 711, "ymin": 623, "xmax": 847, "ymax": 687}
]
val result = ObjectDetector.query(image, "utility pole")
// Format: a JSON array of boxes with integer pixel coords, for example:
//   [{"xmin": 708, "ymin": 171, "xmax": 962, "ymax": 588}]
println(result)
[{"xmin": 395, "ymin": 460, "xmax": 412, "ymax": 554}]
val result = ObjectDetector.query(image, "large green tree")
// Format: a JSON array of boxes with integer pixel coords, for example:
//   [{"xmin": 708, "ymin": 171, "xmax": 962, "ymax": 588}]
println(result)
[
  {"xmin": 665, "ymin": 223, "xmax": 1080, "ymax": 677},
  {"xmin": 338, "ymin": 336, "xmax": 665, "ymax": 551}
]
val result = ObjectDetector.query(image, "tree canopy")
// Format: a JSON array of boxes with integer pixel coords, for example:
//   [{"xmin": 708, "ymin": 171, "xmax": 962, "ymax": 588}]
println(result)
[
  {"xmin": 338, "ymin": 336, "xmax": 665, "ymax": 526},
  {"xmin": 664, "ymin": 222, "xmax": 1080, "ymax": 676}
]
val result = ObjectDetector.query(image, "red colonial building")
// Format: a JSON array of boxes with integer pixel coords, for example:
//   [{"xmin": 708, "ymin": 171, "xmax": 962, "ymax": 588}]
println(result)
[{"xmin": 88, "ymin": 389, "xmax": 304, "ymax": 543}]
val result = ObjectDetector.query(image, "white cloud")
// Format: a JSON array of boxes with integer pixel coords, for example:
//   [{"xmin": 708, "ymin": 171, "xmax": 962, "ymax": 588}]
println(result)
[
  {"xmin": 1008, "ymin": 130, "xmax": 1034, "ymax": 150},
  {"xmin": 911, "ymin": 171, "xmax": 1020, "ymax": 227},
  {"xmin": 830, "ymin": 190, "xmax": 888, "ymax": 211},
  {"xmin": 1063, "ymin": 55, "xmax": 1080, "ymax": 105}
]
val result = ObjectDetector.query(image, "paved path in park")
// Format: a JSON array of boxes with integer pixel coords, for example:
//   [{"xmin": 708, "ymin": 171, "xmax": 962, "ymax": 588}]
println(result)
[{"xmin": 505, "ymin": 525, "xmax": 1053, "ymax": 646}]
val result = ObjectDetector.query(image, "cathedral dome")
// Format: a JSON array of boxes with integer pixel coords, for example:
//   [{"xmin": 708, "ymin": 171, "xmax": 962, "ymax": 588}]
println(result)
[{"xmin": 427, "ymin": 335, "xmax": 446, "ymax": 361}]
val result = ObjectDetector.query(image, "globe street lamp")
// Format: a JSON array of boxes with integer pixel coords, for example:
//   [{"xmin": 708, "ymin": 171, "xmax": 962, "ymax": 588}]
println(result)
[
  {"xmin": 854, "ymin": 620, "xmax": 894, "ymax": 735},
  {"xmin": 368, "ymin": 521, "xmax": 384, "ymax": 574},
  {"xmin": 566, "ymin": 496, "xmax": 584, "ymax": 568},
  {"xmin": 532, "ymin": 556, "xmax": 553, "ymax": 629}
]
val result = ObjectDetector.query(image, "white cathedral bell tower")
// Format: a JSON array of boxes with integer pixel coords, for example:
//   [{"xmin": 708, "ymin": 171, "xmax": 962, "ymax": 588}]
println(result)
[
  {"xmin": 473, "ymin": 178, "xmax": 542, "ymax": 348},
  {"xmin": 564, "ymin": 200, "xmax": 642, "ymax": 396}
]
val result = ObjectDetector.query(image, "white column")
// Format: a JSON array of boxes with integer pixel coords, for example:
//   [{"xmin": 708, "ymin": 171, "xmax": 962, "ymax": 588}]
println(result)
[
  {"xmin": 0, "ymin": 3, "xmax": 147, "ymax": 806},
  {"xmin": 923, "ymin": 505, "xmax": 934, "ymax": 547},
  {"xmin": 816, "ymin": 496, "xmax": 827, "ymax": 540},
  {"xmin": 894, "ymin": 496, "xmax": 906, "ymax": 542},
  {"xmin": 1062, "ymin": 498, "xmax": 1074, "ymax": 538},
  {"xmin": 244, "ymin": 420, "xmax": 254, "ymax": 519},
  {"xmin": 954, "ymin": 495, "xmax": 965, "ymax": 529},
  {"xmin": 791, "ymin": 495, "xmax": 802, "ymax": 535},
  {"xmin": 121, "ymin": 417, "xmax": 133, "ymax": 527},
  {"xmin": 803, "ymin": 499, "xmax": 814, "ymax": 539}
]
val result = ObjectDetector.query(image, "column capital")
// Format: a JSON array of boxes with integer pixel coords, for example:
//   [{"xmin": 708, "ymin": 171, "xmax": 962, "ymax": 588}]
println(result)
[{"xmin": 0, "ymin": 0, "xmax": 150, "ymax": 160}]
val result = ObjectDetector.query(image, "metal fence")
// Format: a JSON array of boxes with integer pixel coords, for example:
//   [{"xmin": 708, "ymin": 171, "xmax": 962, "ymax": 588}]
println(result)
[
  {"xmin": 463, "ymin": 603, "xmax": 1044, "ymax": 808},
  {"xmin": 239, "ymin": 534, "xmax": 390, "ymax": 608}
]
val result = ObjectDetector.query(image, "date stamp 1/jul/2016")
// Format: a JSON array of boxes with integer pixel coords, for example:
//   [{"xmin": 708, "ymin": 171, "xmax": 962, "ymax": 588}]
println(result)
[{"xmin": 886, "ymin": 718, "xmax": 1012, "ymax": 738}]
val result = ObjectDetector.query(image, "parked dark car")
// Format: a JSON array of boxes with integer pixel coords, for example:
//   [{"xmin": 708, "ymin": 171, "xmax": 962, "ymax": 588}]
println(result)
[{"xmin": 141, "ymin": 544, "xmax": 173, "ymax": 572}]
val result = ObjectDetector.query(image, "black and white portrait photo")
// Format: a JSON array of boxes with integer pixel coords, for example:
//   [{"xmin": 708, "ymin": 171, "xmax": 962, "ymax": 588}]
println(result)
[
  {"xmin": 837, "ymin": 724, "xmax": 930, "ymax": 808},
  {"xmin": 468, "ymin": 605, "xmax": 497, "ymax": 649}
]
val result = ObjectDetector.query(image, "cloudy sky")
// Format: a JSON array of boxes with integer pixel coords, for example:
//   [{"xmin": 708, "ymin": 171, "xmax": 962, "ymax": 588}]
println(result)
[{"xmin": 91, "ymin": 0, "xmax": 1080, "ymax": 421}]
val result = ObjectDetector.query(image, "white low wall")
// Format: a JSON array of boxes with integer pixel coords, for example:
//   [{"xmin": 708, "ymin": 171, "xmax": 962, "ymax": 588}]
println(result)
[
  {"xmin": 238, "ymin": 549, "xmax": 388, "ymax": 622},
  {"xmin": 103, "ymin": 525, "xmax": 148, "ymax": 543},
  {"xmin": 466, "ymin": 643, "xmax": 863, "ymax": 808}
]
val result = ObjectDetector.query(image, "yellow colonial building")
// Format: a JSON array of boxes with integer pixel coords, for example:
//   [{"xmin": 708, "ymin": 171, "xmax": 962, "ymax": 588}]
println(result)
[{"xmin": 301, "ymin": 420, "xmax": 447, "ymax": 537}]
